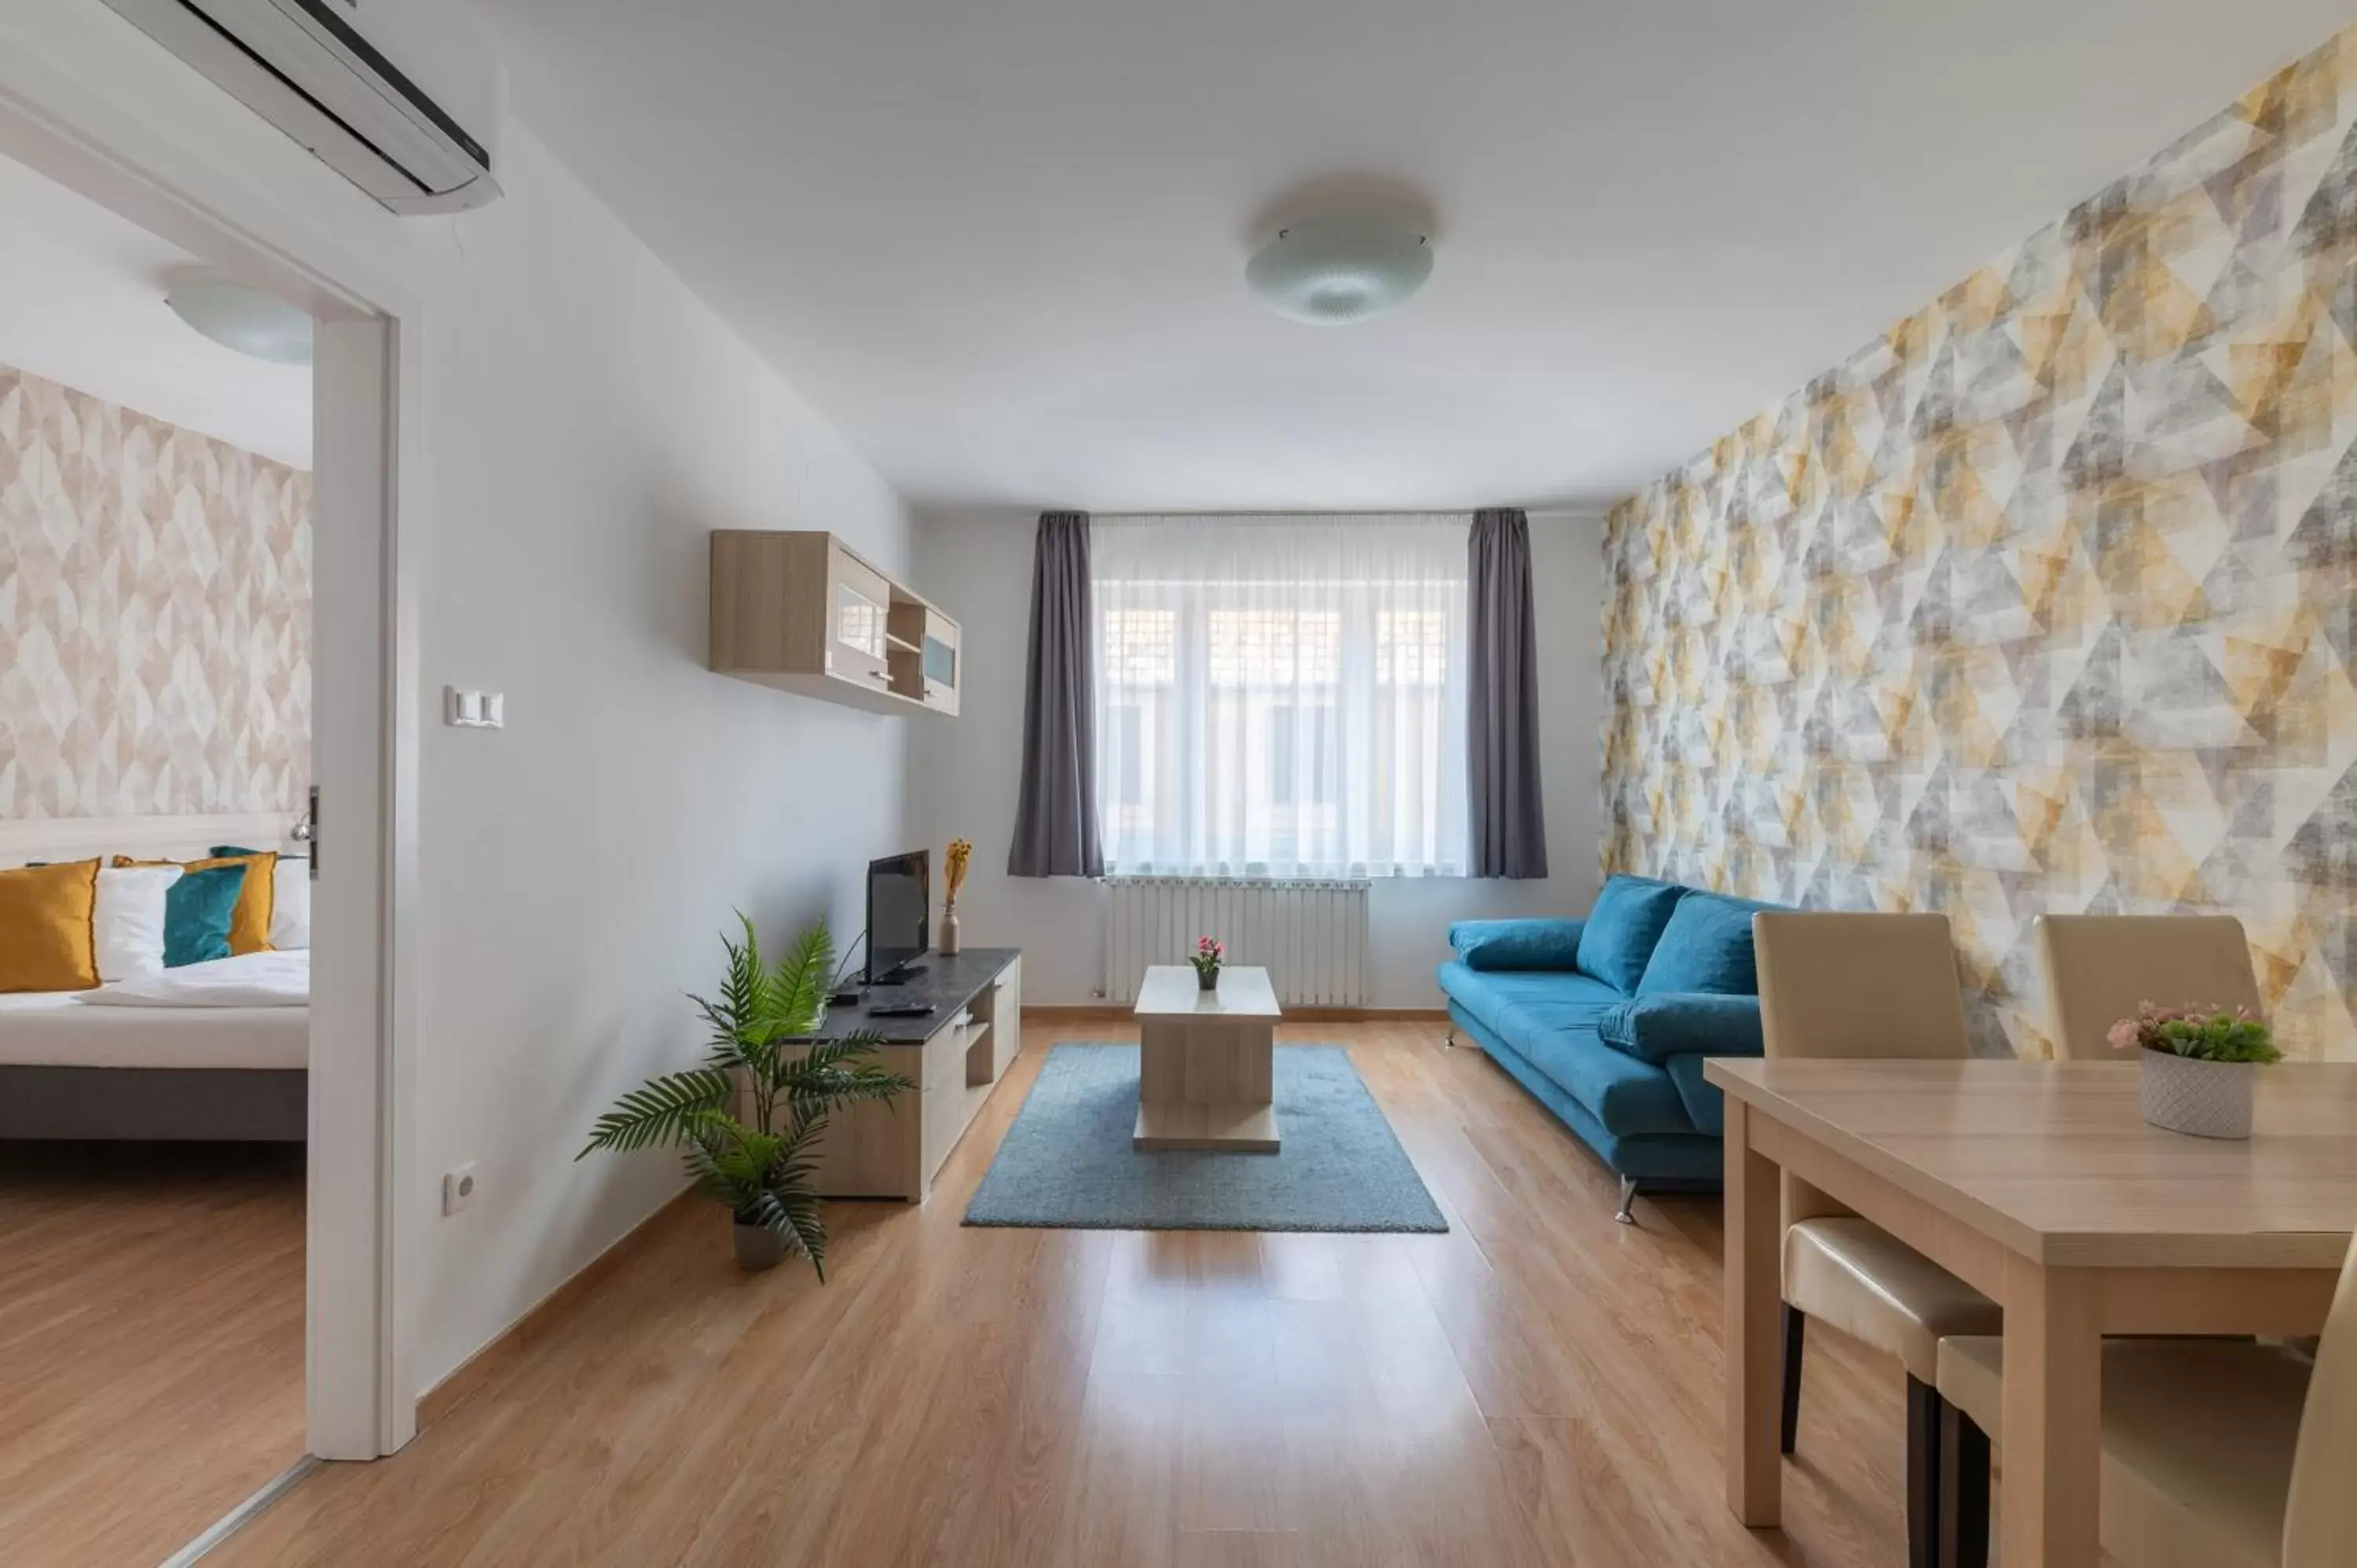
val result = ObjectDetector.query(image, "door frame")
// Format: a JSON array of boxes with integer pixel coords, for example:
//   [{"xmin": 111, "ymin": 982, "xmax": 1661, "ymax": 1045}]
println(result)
[{"xmin": 0, "ymin": 49, "xmax": 423, "ymax": 1456}]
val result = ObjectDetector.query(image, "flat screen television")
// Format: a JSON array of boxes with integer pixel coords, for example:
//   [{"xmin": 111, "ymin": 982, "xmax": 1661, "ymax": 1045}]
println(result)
[{"xmin": 865, "ymin": 851, "xmax": 929, "ymax": 985}]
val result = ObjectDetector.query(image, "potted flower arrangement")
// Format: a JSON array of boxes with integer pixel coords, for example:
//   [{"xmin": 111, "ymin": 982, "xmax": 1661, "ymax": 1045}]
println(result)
[
  {"xmin": 1189, "ymin": 935, "xmax": 1224, "ymax": 992},
  {"xmin": 2107, "ymin": 1001, "xmax": 2281, "ymax": 1140}
]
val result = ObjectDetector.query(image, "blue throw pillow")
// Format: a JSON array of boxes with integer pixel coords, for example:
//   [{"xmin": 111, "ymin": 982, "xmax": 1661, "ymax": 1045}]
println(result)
[
  {"xmin": 163, "ymin": 863, "xmax": 247, "ymax": 968},
  {"xmin": 1636, "ymin": 891, "xmax": 1777, "ymax": 995},
  {"xmin": 1574, "ymin": 876, "xmax": 1688, "ymax": 994},
  {"xmin": 1450, "ymin": 918, "xmax": 1585, "ymax": 972},
  {"xmin": 1596, "ymin": 992, "xmax": 1766, "ymax": 1063}
]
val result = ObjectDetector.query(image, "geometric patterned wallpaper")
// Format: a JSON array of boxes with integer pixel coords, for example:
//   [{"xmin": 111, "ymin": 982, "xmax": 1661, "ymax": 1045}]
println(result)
[
  {"xmin": 1603, "ymin": 25, "xmax": 2357, "ymax": 1061},
  {"xmin": 0, "ymin": 365, "xmax": 310, "ymax": 820}
]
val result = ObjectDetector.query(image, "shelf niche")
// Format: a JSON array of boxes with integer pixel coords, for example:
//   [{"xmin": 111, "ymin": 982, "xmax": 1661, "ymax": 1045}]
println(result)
[{"xmin": 709, "ymin": 530, "xmax": 960, "ymax": 717}]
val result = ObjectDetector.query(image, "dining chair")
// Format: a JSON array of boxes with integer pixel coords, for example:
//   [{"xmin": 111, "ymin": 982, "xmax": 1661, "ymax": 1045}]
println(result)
[
  {"xmin": 1752, "ymin": 910, "xmax": 2003, "ymax": 1568},
  {"xmin": 1934, "ymin": 1227, "xmax": 2356, "ymax": 1568},
  {"xmin": 2036, "ymin": 913, "xmax": 2263, "ymax": 1059}
]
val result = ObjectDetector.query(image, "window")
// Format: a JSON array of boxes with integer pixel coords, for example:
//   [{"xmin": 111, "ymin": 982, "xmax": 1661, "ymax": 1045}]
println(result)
[
  {"xmin": 1266, "ymin": 703, "xmax": 1336, "ymax": 807},
  {"xmin": 1092, "ymin": 515, "xmax": 1471, "ymax": 877}
]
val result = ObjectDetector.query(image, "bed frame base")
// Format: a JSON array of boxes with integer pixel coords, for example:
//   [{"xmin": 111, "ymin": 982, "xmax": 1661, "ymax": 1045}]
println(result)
[{"xmin": 0, "ymin": 1066, "xmax": 306, "ymax": 1141}]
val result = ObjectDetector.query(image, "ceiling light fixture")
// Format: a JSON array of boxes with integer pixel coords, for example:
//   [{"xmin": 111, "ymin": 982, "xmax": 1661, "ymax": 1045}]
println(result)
[
  {"xmin": 165, "ymin": 277, "xmax": 314, "ymax": 366},
  {"xmin": 1244, "ymin": 211, "xmax": 1433, "ymax": 326}
]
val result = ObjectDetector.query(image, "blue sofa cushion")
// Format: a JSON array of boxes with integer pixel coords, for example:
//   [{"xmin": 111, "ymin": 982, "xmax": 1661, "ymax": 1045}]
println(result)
[
  {"xmin": 1514, "ymin": 1019, "xmax": 1697, "ymax": 1138},
  {"xmin": 1596, "ymin": 991, "xmax": 1765, "ymax": 1065},
  {"xmin": 1636, "ymin": 890, "xmax": 1776, "ymax": 996},
  {"xmin": 1448, "ymin": 918, "xmax": 1585, "ymax": 972},
  {"xmin": 1453, "ymin": 1007, "xmax": 1726, "ymax": 1185},
  {"xmin": 1438, "ymin": 962, "xmax": 1622, "ymax": 1040},
  {"xmin": 1574, "ymin": 876, "xmax": 1687, "ymax": 993},
  {"xmin": 1664, "ymin": 1055, "xmax": 1726, "ymax": 1138}
]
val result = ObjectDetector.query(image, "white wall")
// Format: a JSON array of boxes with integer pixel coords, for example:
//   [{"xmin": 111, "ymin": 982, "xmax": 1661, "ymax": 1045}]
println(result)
[
  {"xmin": 2, "ymin": 2, "xmax": 915, "ymax": 1394},
  {"xmin": 905, "ymin": 509, "xmax": 1603, "ymax": 1008},
  {"xmin": 407, "ymin": 130, "xmax": 912, "ymax": 1390}
]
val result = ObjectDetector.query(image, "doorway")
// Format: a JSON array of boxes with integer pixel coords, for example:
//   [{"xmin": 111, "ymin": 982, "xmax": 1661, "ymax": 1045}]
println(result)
[{"xmin": 0, "ymin": 31, "xmax": 421, "ymax": 1504}]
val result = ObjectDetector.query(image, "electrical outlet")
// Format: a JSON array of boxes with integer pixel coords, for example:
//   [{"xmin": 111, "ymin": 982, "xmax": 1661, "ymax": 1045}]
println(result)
[{"xmin": 442, "ymin": 1163, "xmax": 478, "ymax": 1215}]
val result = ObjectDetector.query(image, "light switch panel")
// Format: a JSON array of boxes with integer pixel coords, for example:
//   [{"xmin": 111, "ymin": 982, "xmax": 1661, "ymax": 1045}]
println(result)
[{"xmin": 444, "ymin": 686, "xmax": 504, "ymax": 729}]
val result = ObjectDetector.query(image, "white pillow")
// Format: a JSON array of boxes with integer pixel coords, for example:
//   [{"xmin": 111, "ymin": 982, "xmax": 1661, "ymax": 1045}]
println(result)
[
  {"xmin": 93, "ymin": 864, "xmax": 182, "ymax": 982},
  {"xmin": 270, "ymin": 856, "xmax": 311, "ymax": 951}
]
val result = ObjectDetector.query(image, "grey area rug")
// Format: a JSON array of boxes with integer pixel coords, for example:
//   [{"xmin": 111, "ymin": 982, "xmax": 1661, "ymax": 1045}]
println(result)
[{"xmin": 963, "ymin": 1043, "xmax": 1447, "ymax": 1233}]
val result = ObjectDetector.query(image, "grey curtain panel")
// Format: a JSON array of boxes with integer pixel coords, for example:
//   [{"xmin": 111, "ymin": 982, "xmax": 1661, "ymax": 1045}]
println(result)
[
  {"xmin": 1008, "ymin": 511, "xmax": 1105, "ymax": 878},
  {"xmin": 1469, "ymin": 507, "xmax": 1549, "ymax": 878}
]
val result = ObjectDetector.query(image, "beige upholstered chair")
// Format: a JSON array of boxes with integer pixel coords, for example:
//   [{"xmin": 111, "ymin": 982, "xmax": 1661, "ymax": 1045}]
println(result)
[
  {"xmin": 1935, "ymin": 1229, "xmax": 2357, "ymax": 1568},
  {"xmin": 1752, "ymin": 911, "xmax": 2003, "ymax": 1568},
  {"xmin": 2037, "ymin": 913, "xmax": 2263, "ymax": 1060}
]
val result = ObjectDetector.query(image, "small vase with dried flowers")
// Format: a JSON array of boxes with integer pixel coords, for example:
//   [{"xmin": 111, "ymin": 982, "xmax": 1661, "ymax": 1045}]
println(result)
[
  {"xmin": 2107, "ymin": 1001, "xmax": 2280, "ymax": 1139},
  {"xmin": 940, "ymin": 838, "xmax": 972, "ymax": 956},
  {"xmin": 1189, "ymin": 936, "xmax": 1224, "ymax": 992}
]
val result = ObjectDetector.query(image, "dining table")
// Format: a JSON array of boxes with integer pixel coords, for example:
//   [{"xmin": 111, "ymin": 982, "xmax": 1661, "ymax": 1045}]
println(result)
[{"xmin": 1704, "ymin": 1057, "xmax": 2357, "ymax": 1568}]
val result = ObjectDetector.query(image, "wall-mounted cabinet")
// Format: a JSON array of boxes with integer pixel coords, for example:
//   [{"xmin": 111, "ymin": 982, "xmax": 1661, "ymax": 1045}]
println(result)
[{"xmin": 709, "ymin": 530, "xmax": 960, "ymax": 717}]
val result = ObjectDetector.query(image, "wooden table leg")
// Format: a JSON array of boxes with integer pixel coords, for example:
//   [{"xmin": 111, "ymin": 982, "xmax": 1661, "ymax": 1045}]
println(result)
[
  {"xmin": 2000, "ymin": 1257, "xmax": 2102, "ymax": 1568},
  {"xmin": 1725, "ymin": 1099, "xmax": 1783, "ymax": 1526}
]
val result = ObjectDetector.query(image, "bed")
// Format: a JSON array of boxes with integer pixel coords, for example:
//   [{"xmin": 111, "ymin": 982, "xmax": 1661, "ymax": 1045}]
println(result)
[{"xmin": 0, "ymin": 814, "xmax": 309, "ymax": 1142}]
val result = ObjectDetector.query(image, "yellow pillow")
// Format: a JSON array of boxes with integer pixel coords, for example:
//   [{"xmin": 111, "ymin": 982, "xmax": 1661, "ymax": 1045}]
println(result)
[
  {"xmin": 0, "ymin": 859, "xmax": 101, "ymax": 993},
  {"xmin": 114, "ymin": 852, "xmax": 277, "ymax": 954}
]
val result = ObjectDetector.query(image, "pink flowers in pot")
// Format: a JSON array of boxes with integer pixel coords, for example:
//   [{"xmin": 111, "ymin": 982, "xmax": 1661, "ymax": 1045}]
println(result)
[
  {"xmin": 1189, "ymin": 936, "xmax": 1225, "ymax": 990},
  {"xmin": 2113, "ymin": 1000, "xmax": 2280, "ymax": 1140}
]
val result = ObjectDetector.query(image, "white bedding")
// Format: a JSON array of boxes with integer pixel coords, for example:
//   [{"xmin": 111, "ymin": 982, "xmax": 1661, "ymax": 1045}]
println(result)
[
  {"xmin": 0, "ymin": 953, "xmax": 309, "ymax": 1070},
  {"xmin": 76, "ymin": 949, "xmax": 310, "ymax": 1009}
]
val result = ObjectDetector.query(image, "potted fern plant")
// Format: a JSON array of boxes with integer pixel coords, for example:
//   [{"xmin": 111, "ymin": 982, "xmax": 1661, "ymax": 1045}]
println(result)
[
  {"xmin": 580, "ymin": 916, "xmax": 911, "ymax": 1275},
  {"xmin": 2108, "ymin": 1001, "xmax": 2281, "ymax": 1139}
]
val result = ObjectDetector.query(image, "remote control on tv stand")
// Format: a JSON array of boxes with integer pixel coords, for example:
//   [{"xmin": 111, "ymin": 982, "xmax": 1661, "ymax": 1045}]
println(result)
[{"xmin": 865, "ymin": 1003, "xmax": 937, "ymax": 1019}]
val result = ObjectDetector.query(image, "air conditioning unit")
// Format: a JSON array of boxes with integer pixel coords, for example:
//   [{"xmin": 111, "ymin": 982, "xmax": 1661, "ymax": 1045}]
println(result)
[{"xmin": 100, "ymin": 0, "xmax": 504, "ymax": 214}]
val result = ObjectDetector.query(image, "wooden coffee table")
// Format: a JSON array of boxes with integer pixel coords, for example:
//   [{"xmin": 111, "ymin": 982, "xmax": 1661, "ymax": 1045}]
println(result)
[{"xmin": 1132, "ymin": 965, "xmax": 1281, "ymax": 1152}]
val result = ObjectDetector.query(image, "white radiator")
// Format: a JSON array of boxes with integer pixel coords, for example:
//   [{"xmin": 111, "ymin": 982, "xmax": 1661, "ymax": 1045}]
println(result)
[{"xmin": 1103, "ymin": 877, "xmax": 1373, "ymax": 1006}]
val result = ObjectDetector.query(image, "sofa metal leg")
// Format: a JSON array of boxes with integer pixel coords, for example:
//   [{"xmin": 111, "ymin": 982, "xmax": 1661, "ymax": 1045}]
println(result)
[
  {"xmin": 1937, "ymin": 1399, "xmax": 1991, "ymax": 1568},
  {"xmin": 1443, "ymin": 1028, "xmax": 1457, "ymax": 1049},
  {"xmin": 1613, "ymin": 1174, "xmax": 1638, "ymax": 1225},
  {"xmin": 1780, "ymin": 1304, "xmax": 1805, "ymax": 1456},
  {"xmin": 1904, "ymin": 1375, "xmax": 1945, "ymax": 1568}
]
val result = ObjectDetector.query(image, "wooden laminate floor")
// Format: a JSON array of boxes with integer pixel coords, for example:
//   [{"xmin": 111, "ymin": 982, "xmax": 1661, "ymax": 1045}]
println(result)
[
  {"xmin": 0, "ymin": 1140, "xmax": 306, "ymax": 1568},
  {"xmin": 215, "ymin": 1021, "xmax": 1908, "ymax": 1567}
]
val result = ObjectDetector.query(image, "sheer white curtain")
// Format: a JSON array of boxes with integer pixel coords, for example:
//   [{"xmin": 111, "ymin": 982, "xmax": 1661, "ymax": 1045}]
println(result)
[{"xmin": 1093, "ymin": 514, "xmax": 1471, "ymax": 878}]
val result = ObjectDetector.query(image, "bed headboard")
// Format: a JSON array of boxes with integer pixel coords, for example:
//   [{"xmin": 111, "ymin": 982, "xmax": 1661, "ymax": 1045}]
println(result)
[{"xmin": 0, "ymin": 814, "xmax": 302, "ymax": 869}]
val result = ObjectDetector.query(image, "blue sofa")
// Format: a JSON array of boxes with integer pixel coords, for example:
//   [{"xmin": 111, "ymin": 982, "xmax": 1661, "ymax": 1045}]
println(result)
[{"xmin": 1439, "ymin": 874, "xmax": 1779, "ymax": 1219}]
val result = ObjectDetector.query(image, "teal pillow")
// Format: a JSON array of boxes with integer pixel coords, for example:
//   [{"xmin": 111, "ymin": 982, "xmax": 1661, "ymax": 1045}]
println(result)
[
  {"xmin": 1636, "ymin": 891, "xmax": 1779, "ymax": 995},
  {"xmin": 1574, "ymin": 876, "xmax": 1688, "ymax": 994},
  {"xmin": 1449, "ymin": 918, "xmax": 1586, "ymax": 972},
  {"xmin": 1596, "ymin": 992, "xmax": 1766, "ymax": 1062},
  {"xmin": 163, "ymin": 863, "xmax": 247, "ymax": 968}
]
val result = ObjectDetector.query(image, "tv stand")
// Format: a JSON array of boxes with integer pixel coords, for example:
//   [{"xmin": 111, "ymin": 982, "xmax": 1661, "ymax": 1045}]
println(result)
[{"xmin": 783, "ymin": 949, "xmax": 1019, "ymax": 1200}]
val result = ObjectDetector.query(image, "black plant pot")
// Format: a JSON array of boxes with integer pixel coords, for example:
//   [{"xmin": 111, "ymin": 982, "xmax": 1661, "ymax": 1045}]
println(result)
[{"xmin": 1197, "ymin": 967, "xmax": 1219, "ymax": 992}]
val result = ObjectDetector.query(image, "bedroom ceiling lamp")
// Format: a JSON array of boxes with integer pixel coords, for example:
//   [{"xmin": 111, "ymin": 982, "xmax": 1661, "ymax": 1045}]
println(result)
[
  {"xmin": 165, "ymin": 277, "xmax": 314, "ymax": 366},
  {"xmin": 1245, "ymin": 211, "xmax": 1433, "ymax": 326}
]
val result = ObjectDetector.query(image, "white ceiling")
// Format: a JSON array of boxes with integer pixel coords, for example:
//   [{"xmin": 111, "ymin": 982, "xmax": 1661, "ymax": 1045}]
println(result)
[
  {"xmin": 0, "ymin": 153, "xmax": 311, "ymax": 470},
  {"xmin": 478, "ymin": 0, "xmax": 2351, "ymax": 514}
]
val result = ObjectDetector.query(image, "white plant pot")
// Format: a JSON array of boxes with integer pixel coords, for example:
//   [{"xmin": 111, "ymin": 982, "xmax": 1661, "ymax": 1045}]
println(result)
[{"xmin": 2139, "ymin": 1050, "xmax": 2255, "ymax": 1140}]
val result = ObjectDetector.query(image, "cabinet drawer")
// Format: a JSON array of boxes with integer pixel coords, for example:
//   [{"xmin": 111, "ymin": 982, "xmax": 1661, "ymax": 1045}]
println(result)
[{"xmin": 921, "ymin": 1010, "xmax": 972, "ymax": 1086}]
